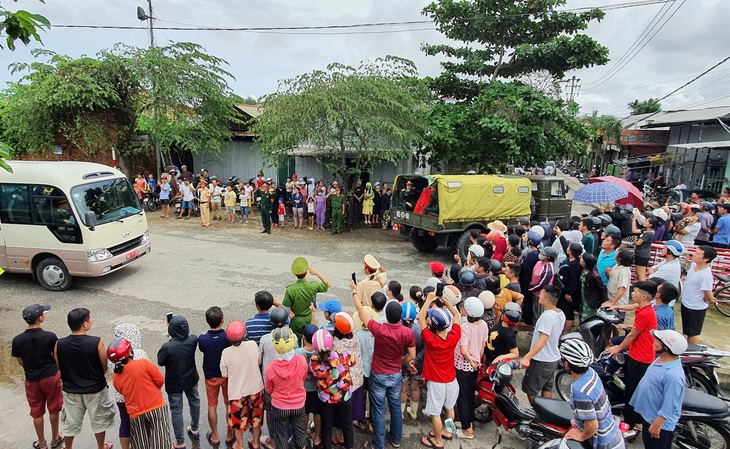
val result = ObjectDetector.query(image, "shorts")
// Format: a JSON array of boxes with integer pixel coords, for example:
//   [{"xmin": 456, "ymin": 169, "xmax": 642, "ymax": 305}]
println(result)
[
  {"xmin": 681, "ymin": 305, "xmax": 707, "ymax": 337},
  {"xmin": 634, "ymin": 256, "xmax": 650, "ymax": 267},
  {"xmin": 304, "ymin": 390, "xmax": 322, "ymax": 415},
  {"xmin": 402, "ymin": 370, "xmax": 422, "ymax": 383},
  {"xmin": 423, "ymin": 379, "xmax": 459, "ymax": 416},
  {"xmin": 240, "ymin": 206, "xmax": 249, "ymax": 216},
  {"xmin": 226, "ymin": 206, "xmax": 235, "ymax": 214},
  {"xmin": 228, "ymin": 392, "xmax": 264, "ymax": 432},
  {"xmin": 211, "ymin": 202, "xmax": 222, "ymax": 210},
  {"xmin": 25, "ymin": 371, "xmax": 63, "ymax": 418},
  {"xmin": 61, "ymin": 389, "xmax": 116, "ymax": 436},
  {"xmin": 293, "ymin": 207, "xmax": 303, "ymax": 219},
  {"xmin": 160, "ymin": 199, "xmax": 170, "ymax": 205},
  {"xmin": 181, "ymin": 200, "xmax": 193, "ymax": 210},
  {"xmin": 205, "ymin": 378, "xmax": 229, "ymax": 407},
  {"xmin": 522, "ymin": 359, "xmax": 559, "ymax": 397},
  {"xmin": 557, "ymin": 296, "xmax": 575, "ymax": 319}
]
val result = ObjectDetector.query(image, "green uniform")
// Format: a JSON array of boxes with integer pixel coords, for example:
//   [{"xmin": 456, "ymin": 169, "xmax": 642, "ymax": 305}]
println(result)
[
  {"xmin": 283, "ymin": 278, "xmax": 329, "ymax": 338},
  {"xmin": 400, "ymin": 188, "xmax": 415, "ymax": 210},
  {"xmin": 260, "ymin": 190, "xmax": 274, "ymax": 232},
  {"xmin": 330, "ymin": 195, "xmax": 345, "ymax": 234}
]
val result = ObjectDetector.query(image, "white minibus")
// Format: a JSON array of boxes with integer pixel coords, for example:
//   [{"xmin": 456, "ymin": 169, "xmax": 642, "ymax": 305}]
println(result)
[{"xmin": 0, "ymin": 161, "xmax": 151, "ymax": 290}]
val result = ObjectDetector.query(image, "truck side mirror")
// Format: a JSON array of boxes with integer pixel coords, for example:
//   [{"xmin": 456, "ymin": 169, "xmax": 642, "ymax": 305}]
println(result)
[{"xmin": 85, "ymin": 211, "xmax": 97, "ymax": 231}]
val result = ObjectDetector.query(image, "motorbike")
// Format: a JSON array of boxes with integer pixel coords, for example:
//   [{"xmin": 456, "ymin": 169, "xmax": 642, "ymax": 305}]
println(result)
[
  {"xmin": 173, "ymin": 190, "xmax": 201, "ymax": 217},
  {"xmin": 144, "ymin": 190, "xmax": 160, "ymax": 212}
]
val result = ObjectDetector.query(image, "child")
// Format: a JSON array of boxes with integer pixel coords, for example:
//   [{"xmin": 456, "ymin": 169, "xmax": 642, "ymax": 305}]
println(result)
[
  {"xmin": 109, "ymin": 338, "xmax": 173, "ymax": 449},
  {"xmin": 332, "ymin": 313, "xmax": 364, "ymax": 439},
  {"xmin": 294, "ymin": 325, "xmax": 323, "ymax": 448},
  {"xmin": 400, "ymin": 302, "xmax": 422, "ymax": 421},
  {"xmin": 157, "ymin": 315, "xmax": 200, "ymax": 449},
  {"xmin": 265, "ymin": 326, "xmax": 308, "ymax": 449},
  {"xmin": 602, "ymin": 249, "xmax": 634, "ymax": 323},
  {"xmin": 238, "ymin": 184, "xmax": 250, "ymax": 224},
  {"xmin": 109, "ymin": 323, "xmax": 149, "ymax": 449},
  {"xmin": 307, "ymin": 195, "xmax": 316, "ymax": 231},
  {"xmin": 245, "ymin": 291, "xmax": 275, "ymax": 345},
  {"xmin": 12, "ymin": 304, "xmax": 64, "ymax": 449},
  {"xmin": 245, "ymin": 182, "xmax": 255, "ymax": 217},
  {"xmin": 409, "ymin": 285, "xmax": 424, "ymax": 310},
  {"xmin": 415, "ymin": 291, "xmax": 461, "ymax": 449},
  {"xmin": 454, "ymin": 297, "xmax": 488, "ymax": 439},
  {"xmin": 198, "ymin": 307, "xmax": 233, "ymax": 446},
  {"xmin": 147, "ymin": 173, "xmax": 157, "ymax": 193},
  {"xmin": 277, "ymin": 198, "xmax": 286, "ymax": 228},
  {"xmin": 309, "ymin": 330, "xmax": 355, "ymax": 449},
  {"xmin": 224, "ymin": 185, "xmax": 237, "ymax": 223},
  {"xmin": 220, "ymin": 321, "xmax": 264, "ymax": 449},
  {"xmin": 371, "ymin": 292, "xmax": 387, "ymax": 322},
  {"xmin": 317, "ymin": 299, "xmax": 343, "ymax": 331}
]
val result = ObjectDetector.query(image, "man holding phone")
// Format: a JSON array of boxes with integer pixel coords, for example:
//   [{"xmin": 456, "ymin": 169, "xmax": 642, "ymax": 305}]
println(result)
[{"xmin": 356, "ymin": 254, "xmax": 387, "ymax": 308}]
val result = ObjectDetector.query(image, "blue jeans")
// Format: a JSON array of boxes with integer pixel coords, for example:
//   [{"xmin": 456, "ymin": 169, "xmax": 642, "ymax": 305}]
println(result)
[
  {"xmin": 370, "ymin": 372, "xmax": 402, "ymax": 449},
  {"xmin": 168, "ymin": 386, "xmax": 201, "ymax": 445}
]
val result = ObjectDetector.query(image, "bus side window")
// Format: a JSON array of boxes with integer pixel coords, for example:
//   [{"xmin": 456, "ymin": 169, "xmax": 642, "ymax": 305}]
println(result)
[
  {"xmin": 32, "ymin": 185, "xmax": 76, "ymax": 226},
  {"xmin": 0, "ymin": 184, "xmax": 32, "ymax": 224}
]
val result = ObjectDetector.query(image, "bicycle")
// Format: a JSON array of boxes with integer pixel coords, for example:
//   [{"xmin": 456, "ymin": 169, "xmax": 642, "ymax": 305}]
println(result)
[{"xmin": 711, "ymin": 273, "xmax": 730, "ymax": 317}]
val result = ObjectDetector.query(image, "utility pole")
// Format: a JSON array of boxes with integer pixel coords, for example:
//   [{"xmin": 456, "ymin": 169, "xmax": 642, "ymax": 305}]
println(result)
[
  {"xmin": 138, "ymin": 0, "xmax": 161, "ymax": 181},
  {"xmin": 561, "ymin": 76, "xmax": 581, "ymax": 102}
]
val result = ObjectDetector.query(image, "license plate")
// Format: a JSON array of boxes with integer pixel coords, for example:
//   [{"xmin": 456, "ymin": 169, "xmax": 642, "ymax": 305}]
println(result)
[{"xmin": 126, "ymin": 249, "xmax": 139, "ymax": 260}]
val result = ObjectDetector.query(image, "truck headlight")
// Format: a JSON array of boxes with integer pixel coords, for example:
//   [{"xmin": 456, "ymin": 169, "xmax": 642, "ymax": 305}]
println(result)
[
  {"xmin": 86, "ymin": 249, "xmax": 113, "ymax": 262},
  {"xmin": 141, "ymin": 231, "xmax": 150, "ymax": 244}
]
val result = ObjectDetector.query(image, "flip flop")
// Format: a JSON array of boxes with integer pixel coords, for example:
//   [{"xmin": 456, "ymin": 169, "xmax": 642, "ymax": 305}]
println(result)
[
  {"xmin": 420, "ymin": 437, "xmax": 444, "ymax": 449},
  {"xmin": 32, "ymin": 441, "xmax": 48, "ymax": 449},
  {"xmin": 187, "ymin": 426, "xmax": 200, "ymax": 441},
  {"xmin": 428, "ymin": 431, "xmax": 452, "ymax": 441},
  {"xmin": 456, "ymin": 430, "xmax": 474, "ymax": 440},
  {"xmin": 206, "ymin": 430, "xmax": 220, "ymax": 445},
  {"xmin": 50, "ymin": 435, "xmax": 64, "ymax": 449}
]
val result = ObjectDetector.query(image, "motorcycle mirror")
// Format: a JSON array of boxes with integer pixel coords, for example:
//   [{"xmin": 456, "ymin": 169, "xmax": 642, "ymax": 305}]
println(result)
[{"xmin": 614, "ymin": 353, "xmax": 625, "ymax": 364}]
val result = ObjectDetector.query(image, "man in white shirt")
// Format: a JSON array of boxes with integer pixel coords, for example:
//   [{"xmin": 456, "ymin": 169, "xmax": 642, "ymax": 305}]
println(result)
[
  {"xmin": 177, "ymin": 179, "xmax": 194, "ymax": 220},
  {"xmin": 648, "ymin": 241, "xmax": 684, "ymax": 303},
  {"xmin": 681, "ymin": 246, "xmax": 717, "ymax": 344},
  {"xmin": 674, "ymin": 205, "xmax": 701, "ymax": 246},
  {"xmin": 209, "ymin": 179, "xmax": 223, "ymax": 221},
  {"xmin": 674, "ymin": 179, "xmax": 687, "ymax": 191}
]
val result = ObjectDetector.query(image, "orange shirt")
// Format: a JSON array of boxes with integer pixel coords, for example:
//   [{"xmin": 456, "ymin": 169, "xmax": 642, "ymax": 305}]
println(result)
[
  {"xmin": 494, "ymin": 288, "xmax": 521, "ymax": 319},
  {"xmin": 112, "ymin": 359, "xmax": 165, "ymax": 418}
]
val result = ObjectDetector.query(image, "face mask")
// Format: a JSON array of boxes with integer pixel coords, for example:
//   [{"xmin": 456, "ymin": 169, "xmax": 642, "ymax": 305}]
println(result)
[{"xmin": 538, "ymin": 254, "xmax": 546, "ymax": 261}]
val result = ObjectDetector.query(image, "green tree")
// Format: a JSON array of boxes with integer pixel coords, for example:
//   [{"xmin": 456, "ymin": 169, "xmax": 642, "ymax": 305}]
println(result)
[
  {"xmin": 628, "ymin": 98, "xmax": 662, "ymax": 115},
  {"xmin": 0, "ymin": 0, "xmax": 50, "ymax": 172},
  {"xmin": 586, "ymin": 110, "xmax": 623, "ymax": 167},
  {"xmin": 422, "ymin": 81, "xmax": 589, "ymax": 172},
  {"xmin": 251, "ymin": 56, "xmax": 434, "ymax": 190},
  {"xmin": 2, "ymin": 43, "xmax": 241, "ymax": 164},
  {"xmin": 422, "ymin": 0, "xmax": 608, "ymax": 100}
]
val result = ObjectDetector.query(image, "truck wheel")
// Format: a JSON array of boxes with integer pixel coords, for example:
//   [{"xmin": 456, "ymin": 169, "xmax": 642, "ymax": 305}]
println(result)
[
  {"xmin": 455, "ymin": 229, "xmax": 478, "ymax": 261},
  {"xmin": 35, "ymin": 257, "xmax": 72, "ymax": 291},
  {"xmin": 411, "ymin": 231, "xmax": 438, "ymax": 253}
]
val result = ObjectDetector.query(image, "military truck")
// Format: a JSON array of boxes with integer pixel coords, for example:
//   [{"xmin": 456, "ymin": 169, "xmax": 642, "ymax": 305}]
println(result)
[{"xmin": 389, "ymin": 173, "xmax": 571, "ymax": 256}]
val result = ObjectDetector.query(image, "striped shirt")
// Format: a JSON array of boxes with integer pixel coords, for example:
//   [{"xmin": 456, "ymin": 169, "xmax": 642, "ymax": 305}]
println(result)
[
  {"xmin": 245, "ymin": 313, "xmax": 272, "ymax": 345},
  {"xmin": 570, "ymin": 368, "xmax": 625, "ymax": 449}
]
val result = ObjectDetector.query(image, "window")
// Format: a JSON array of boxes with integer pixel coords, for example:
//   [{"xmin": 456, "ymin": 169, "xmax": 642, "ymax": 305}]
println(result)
[
  {"xmin": 551, "ymin": 182, "xmax": 564, "ymax": 197},
  {"xmin": 493, "ymin": 186, "xmax": 505, "ymax": 194},
  {"xmin": 0, "ymin": 184, "xmax": 32, "ymax": 224},
  {"xmin": 31, "ymin": 185, "xmax": 77, "ymax": 226}
]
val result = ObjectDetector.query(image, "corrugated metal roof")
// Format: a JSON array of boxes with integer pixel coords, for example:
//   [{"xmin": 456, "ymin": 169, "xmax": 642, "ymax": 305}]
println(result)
[
  {"xmin": 234, "ymin": 103, "xmax": 263, "ymax": 118},
  {"xmin": 643, "ymin": 106, "xmax": 730, "ymax": 127}
]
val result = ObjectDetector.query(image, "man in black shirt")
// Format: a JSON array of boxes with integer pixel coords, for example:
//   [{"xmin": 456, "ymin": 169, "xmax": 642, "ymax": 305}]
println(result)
[
  {"xmin": 12, "ymin": 304, "xmax": 64, "ymax": 449},
  {"xmin": 54, "ymin": 308, "xmax": 116, "ymax": 449}
]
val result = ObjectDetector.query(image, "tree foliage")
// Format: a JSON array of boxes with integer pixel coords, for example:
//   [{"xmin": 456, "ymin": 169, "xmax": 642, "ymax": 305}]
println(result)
[
  {"xmin": 587, "ymin": 110, "xmax": 623, "ymax": 150},
  {"xmin": 422, "ymin": 0, "xmax": 609, "ymax": 100},
  {"xmin": 251, "ymin": 56, "xmax": 434, "ymax": 190},
  {"xmin": 628, "ymin": 98, "xmax": 662, "ymax": 115},
  {"xmin": 2, "ymin": 43, "xmax": 241, "ymax": 161},
  {"xmin": 422, "ymin": 81, "xmax": 589, "ymax": 173}
]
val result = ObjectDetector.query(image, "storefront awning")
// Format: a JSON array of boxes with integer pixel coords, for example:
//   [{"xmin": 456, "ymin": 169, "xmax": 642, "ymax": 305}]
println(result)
[{"xmin": 669, "ymin": 142, "xmax": 729, "ymax": 149}]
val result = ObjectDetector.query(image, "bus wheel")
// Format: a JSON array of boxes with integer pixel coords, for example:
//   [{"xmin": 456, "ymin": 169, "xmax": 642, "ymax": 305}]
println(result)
[{"xmin": 36, "ymin": 257, "xmax": 72, "ymax": 291}]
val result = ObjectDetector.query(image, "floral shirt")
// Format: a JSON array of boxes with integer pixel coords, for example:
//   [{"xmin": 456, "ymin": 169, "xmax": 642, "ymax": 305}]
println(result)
[
  {"xmin": 309, "ymin": 350, "xmax": 355, "ymax": 404},
  {"xmin": 334, "ymin": 336, "xmax": 363, "ymax": 390}
]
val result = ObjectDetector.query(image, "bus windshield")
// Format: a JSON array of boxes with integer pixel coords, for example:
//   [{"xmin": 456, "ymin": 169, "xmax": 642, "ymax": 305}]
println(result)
[{"xmin": 70, "ymin": 178, "xmax": 142, "ymax": 226}]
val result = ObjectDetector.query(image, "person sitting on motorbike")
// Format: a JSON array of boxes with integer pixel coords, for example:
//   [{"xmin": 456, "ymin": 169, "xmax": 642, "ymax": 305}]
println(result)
[{"xmin": 560, "ymin": 339, "xmax": 625, "ymax": 448}]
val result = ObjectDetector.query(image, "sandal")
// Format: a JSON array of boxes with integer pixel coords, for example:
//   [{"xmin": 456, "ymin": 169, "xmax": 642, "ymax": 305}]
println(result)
[
  {"xmin": 102, "ymin": 443, "xmax": 113, "ymax": 449},
  {"xmin": 420, "ymin": 437, "xmax": 444, "ymax": 449},
  {"xmin": 32, "ymin": 441, "xmax": 48, "ymax": 449},
  {"xmin": 187, "ymin": 426, "xmax": 200, "ymax": 441},
  {"xmin": 50, "ymin": 435, "xmax": 64, "ymax": 449},
  {"xmin": 428, "ymin": 431, "xmax": 452, "ymax": 441},
  {"xmin": 353, "ymin": 420, "xmax": 367, "ymax": 431},
  {"xmin": 206, "ymin": 430, "xmax": 220, "ymax": 445}
]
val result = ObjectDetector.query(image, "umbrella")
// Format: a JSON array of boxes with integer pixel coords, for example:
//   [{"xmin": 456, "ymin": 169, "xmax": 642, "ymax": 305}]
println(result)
[
  {"xmin": 573, "ymin": 182, "xmax": 629, "ymax": 205},
  {"xmin": 589, "ymin": 175, "xmax": 644, "ymax": 208}
]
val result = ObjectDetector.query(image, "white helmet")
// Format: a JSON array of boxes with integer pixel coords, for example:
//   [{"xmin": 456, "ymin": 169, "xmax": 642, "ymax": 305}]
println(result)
[
  {"xmin": 652, "ymin": 329, "xmax": 688, "ymax": 355},
  {"xmin": 468, "ymin": 244, "xmax": 485, "ymax": 258},
  {"xmin": 463, "ymin": 296, "xmax": 485, "ymax": 318},
  {"xmin": 559, "ymin": 339, "xmax": 594, "ymax": 368},
  {"xmin": 530, "ymin": 225, "xmax": 545, "ymax": 239},
  {"xmin": 425, "ymin": 277, "xmax": 440, "ymax": 290},
  {"xmin": 478, "ymin": 290, "xmax": 496, "ymax": 309}
]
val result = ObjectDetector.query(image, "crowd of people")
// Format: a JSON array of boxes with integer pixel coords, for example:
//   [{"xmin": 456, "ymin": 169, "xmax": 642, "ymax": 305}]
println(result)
[{"xmin": 14, "ymin": 203, "xmax": 711, "ymax": 449}]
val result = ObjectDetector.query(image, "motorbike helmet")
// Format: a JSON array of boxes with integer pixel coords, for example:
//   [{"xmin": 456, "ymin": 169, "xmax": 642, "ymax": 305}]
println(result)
[
  {"xmin": 702, "ymin": 201, "xmax": 714, "ymax": 211},
  {"xmin": 312, "ymin": 329, "xmax": 334, "ymax": 352},
  {"xmin": 463, "ymin": 296, "xmax": 485, "ymax": 318},
  {"xmin": 427, "ymin": 308, "xmax": 451, "ymax": 331},
  {"xmin": 665, "ymin": 240, "xmax": 685, "ymax": 256},
  {"xmin": 468, "ymin": 244, "xmax": 485, "ymax": 258},
  {"xmin": 401, "ymin": 302, "xmax": 418, "ymax": 322},
  {"xmin": 489, "ymin": 259, "xmax": 503, "ymax": 275},
  {"xmin": 270, "ymin": 306, "xmax": 289, "ymax": 328},
  {"xmin": 591, "ymin": 216, "xmax": 603, "ymax": 228},
  {"xmin": 302, "ymin": 324, "xmax": 319, "ymax": 343},
  {"xmin": 501, "ymin": 308, "xmax": 522, "ymax": 326},
  {"xmin": 107, "ymin": 338, "xmax": 132, "ymax": 363},
  {"xmin": 449, "ymin": 263, "xmax": 462, "ymax": 282},
  {"xmin": 559, "ymin": 339, "xmax": 594, "ymax": 368},
  {"xmin": 478, "ymin": 290, "xmax": 496, "ymax": 309},
  {"xmin": 272, "ymin": 326, "xmax": 296, "ymax": 354},
  {"xmin": 651, "ymin": 329, "xmax": 688, "ymax": 356},
  {"xmin": 539, "ymin": 246, "xmax": 558, "ymax": 260},
  {"xmin": 443, "ymin": 285, "xmax": 462, "ymax": 305},
  {"xmin": 527, "ymin": 231, "xmax": 542, "ymax": 247},
  {"xmin": 425, "ymin": 276, "xmax": 441, "ymax": 290},
  {"xmin": 459, "ymin": 267, "xmax": 476, "ymax": 286},
  {"xmin": 530, "ymin": 225, "xmax": 545, "ymax": 239},
  {"xmin": 333, "ymin": 312, "xmax": 355, "ymax": 335},
  {"xmin": 604, "ymin": 225, "xmax": 621, "ymax": 238},
  {"xmin": 597, "ymin": 214, "xmax": 612, "ymax": 226},
  {"xmin": 226, "ymin": 321, "xmax": 246, "ymax": 343}
]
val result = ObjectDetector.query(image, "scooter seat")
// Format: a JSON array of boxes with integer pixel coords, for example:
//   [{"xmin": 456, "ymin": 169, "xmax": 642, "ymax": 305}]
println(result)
[
  {"xmin": 684, "ymin": 344, "xmax": 706, "ymax": 354},
  {"xmin": 683, "ymin": 389, "xmax": 729, "ymax": 415},
  {"xmin": 533, "ymin": 397, "xmax": 574, "ymax": 429},
  {"xmin": 716, "ymin": 273, "xmax": 730, "ymax": 283}
]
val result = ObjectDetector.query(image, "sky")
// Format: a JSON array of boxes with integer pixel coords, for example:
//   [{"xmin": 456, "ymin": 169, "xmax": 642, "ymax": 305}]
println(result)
[{"xmin": 1, "ymin": 0, "xmax": 728, "ymax": 118}]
